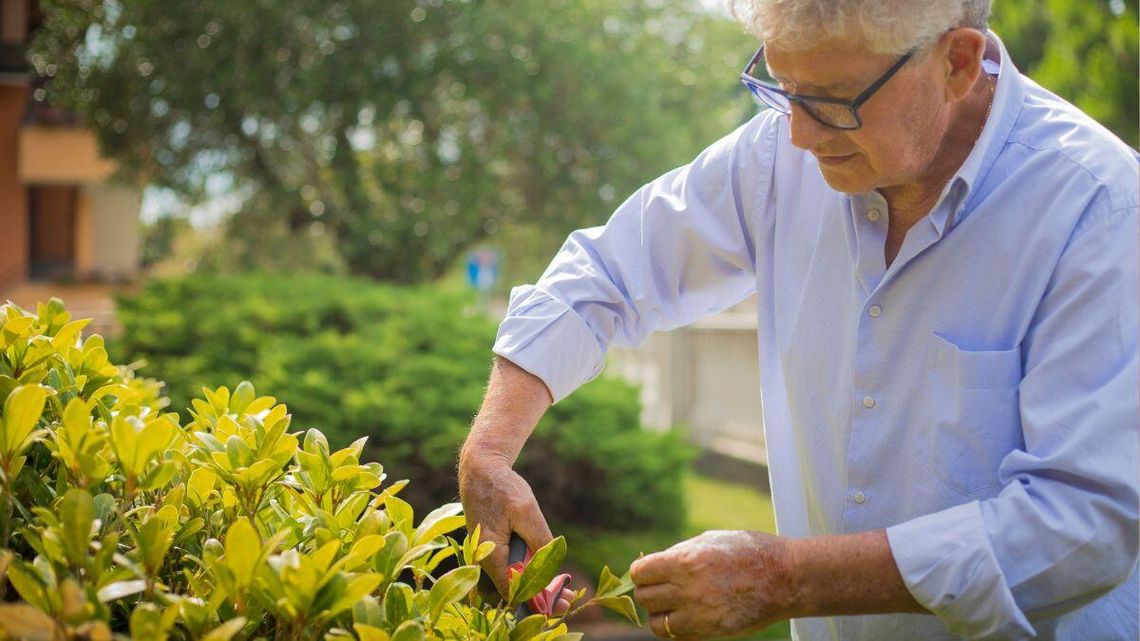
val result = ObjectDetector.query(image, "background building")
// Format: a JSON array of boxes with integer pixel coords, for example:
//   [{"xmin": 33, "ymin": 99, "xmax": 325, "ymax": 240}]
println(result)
[{"xmin": 0, "ymin": 0, "xmax": 141, "ymax": 301}]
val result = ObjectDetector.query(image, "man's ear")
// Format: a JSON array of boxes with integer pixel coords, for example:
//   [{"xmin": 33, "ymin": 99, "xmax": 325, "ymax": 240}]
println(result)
[{"xmin": 940, "ymin": 28, "xmax": 987, "ymax": 103}]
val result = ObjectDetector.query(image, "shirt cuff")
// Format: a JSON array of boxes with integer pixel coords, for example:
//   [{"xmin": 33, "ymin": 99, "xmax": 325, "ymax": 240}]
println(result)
[
  {"xmin": 886, "ymin": 501, "xmax": 1035, "ymax": 640},
  {"xmin": 492, "ymin": 285, "xmax": 606, "ymax": 403}
]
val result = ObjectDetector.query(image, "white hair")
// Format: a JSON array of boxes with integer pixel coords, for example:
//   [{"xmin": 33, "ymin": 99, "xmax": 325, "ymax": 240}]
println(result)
[{"xmin": 729, "ymin": 0, "xmax": 991, "ymax": 55}]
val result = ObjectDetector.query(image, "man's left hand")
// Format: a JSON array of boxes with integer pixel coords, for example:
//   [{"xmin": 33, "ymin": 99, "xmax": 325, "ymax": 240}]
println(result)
[{"xmin": 630, "ymin": 530, "xmax": 798, "ymax": 639}]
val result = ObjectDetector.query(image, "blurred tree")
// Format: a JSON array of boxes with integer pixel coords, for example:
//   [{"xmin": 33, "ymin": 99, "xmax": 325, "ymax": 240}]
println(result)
[
  {"xmin": 139, "ymin": 214, "xmax": 192, "ymax": 268},
  {"xmin": 992, "ymin": 0, "xmax": 1138, "ymax": 146},
  {"xmin": 30, "ymin": 0, "xmax": 755, "ymax": 282}
]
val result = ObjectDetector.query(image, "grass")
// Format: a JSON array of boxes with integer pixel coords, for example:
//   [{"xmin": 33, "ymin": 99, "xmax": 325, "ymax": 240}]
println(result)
[{"xmin": 564, "ymin": 469, "xmax": 791, "ymax": 639}]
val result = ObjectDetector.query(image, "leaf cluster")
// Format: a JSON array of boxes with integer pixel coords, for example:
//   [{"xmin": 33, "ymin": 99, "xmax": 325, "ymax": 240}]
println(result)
[{"xmin": 0, "ymin": 299, "xmax": 636, "ymax": 640}]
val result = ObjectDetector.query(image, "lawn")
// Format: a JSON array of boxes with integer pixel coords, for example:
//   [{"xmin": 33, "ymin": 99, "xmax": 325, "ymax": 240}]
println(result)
[{"xmin": 564, "ymin": 470, "xmax": 791, "ymax": 639}]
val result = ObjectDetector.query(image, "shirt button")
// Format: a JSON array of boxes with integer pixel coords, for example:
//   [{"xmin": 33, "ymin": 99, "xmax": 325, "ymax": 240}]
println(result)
[
  {"xmin": 862, "ymin": 395, "xmax": 876, "ymax": 409},
  {"xmin": 869, "ymin": 304, "xmax": 882, "ymax": 318},
  {"xmin": 867, "ymin": 208, "xmax": 881, "ymax": 222},
  {"xmin": 854, "ymin": 491, "xmax": 867, "ymax": 505}
]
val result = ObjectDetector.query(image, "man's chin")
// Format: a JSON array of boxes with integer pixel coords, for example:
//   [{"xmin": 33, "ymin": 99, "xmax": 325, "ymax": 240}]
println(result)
[{"xmin": 817, "ymin": 166, "xmax": 871, "ymax": 194}]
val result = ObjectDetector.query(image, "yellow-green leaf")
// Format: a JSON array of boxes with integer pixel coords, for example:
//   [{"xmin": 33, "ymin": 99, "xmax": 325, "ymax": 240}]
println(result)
[
  {"xmin": 354, "ymin": 624, "xmax": 390, "ymax": 641},
  {"xmin": 224, "ymin": 519, "xmax": 261, "ymax": 589},
  {"xmin": 109, "ymin": 415, "xmax": 139, "ymax": 475},
  {"xmin": 6, "ymin": 559, "xmax": 48, "ymax": 611},
  {"xmin": 59, "ymin": 489, "xmax": 95, "ymax": 566},
  {"xmin": 2, "ymin": 385, "xmax": 47, "ymax": 457},
  {"xmin": 1, "ymin": 316, "xmax": 35, "ymax": 344},
  {"xmin": 327, "ymin": 573, "xmax": 383, "ymax": 617},
  {"xmin": 509, "ymin": 615, "xmax": 547, "ymax": 641},
  {"xmin": 413, "ymin": 502, "xmax": 464, "ymax": 547},
  {"xmin": 188, "ymin": 467, "xmax": 216, "ymax": 505},
  {"xmin": 96, "ymin": 579, "xmax": 147, "ymax": 603},
  {"xmin": 0, "ymin": 603, "xmax": 57, "ymax": 641},
  {"xmin": 140, "ymin": 461, "xmax": 178, "ymax": 491},
  {"xmin": 391, "ymin": 620, "xmax": 425, "ymax": 641},
  {"xmin": 61, "ymin": 396, "xmax": 91, "ymax": 436},
  {"xmin": 229, "ymin": 381, "xmax": 256, "ymax": 415},
  {"xmin": 202, "ymin": 617, "xmax": 247, "ymax": 641},
  {"xmin": 134, "ymin": 417, "xmax": 176, "ymax": 470},
  {"xmin": 474, "ymin": 541, "xmax": 495, "ymax": 563},
  {"xmin": 593, "ymin": 595, "xmax": 640, "ymax": 625},
  {"xmin": 383, "ymin": 582, "xmax": 414, "ymax": 624},
  {"xmin": 50, "ymin": 318, "xmax": 91, "ymax": 350},
  {"xmin": 342, "ymin": 534, "xmax": 385, "ymax": 571},
  {"xmin": 509, "ymin": 536, "xmax": 566, "ymax": 606},
  {"xmin": 427, "ymin": 564, "xmax": 480, "ymax": 622},
  {"xmin": 243, "ymin": 395, "xmax": 276, "ymax": 416}
]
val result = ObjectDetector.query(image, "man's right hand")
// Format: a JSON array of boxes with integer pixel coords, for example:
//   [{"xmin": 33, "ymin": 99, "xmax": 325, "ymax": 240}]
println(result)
[
  {"xmin": 458, "ymin": 450, "xmax": 555, "ymax": 596},
  {"xmin": 457, "ymin": 357, "xmax": 557, "ymax": 597}
]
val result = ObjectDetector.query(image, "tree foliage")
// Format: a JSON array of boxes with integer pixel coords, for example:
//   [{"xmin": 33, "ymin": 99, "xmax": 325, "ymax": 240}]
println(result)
[
  {"xmin": 991, "ymin": 0, "xmax": 1138, "ymax": 146},
  {"xmin": 30, "ymin": 0, "xmax": 754, "ymax": 282},
  {"xmin": 28, "ymin": 0, "xmax": 1135, "ymax": 283}
]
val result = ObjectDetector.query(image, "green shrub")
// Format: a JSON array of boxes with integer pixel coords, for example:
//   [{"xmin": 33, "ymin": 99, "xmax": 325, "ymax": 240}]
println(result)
[
  {"xmin": 114, "ymin": 274, "xmax": 689, "ymax": 535},
  {"xmin": 0, "ymin": 299, "xmax": 637, "ymax": 640}
]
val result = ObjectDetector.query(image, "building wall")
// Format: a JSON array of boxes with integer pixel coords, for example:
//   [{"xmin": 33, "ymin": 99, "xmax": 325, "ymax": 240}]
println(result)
[
  {"xmin": 18, "ymin": 126, "xmax": 116, "ymax": 183},
  {"xmin": 85, "ymin": 183, "xmax": 141, "ymax": 279},
  {"xmin": 606, "ymin": 297, "xmax": 768, "ymax": 466},
  {"xmin": 0, "ymin": 83, "xmax": 28, "ymax": 290}
]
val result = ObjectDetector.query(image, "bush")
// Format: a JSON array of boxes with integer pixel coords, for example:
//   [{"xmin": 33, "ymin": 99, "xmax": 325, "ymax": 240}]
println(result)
[
  {"xmin": 0, "ymin": 299, "xmax": 637, "ymax": 639},
  {"xmin": 114, "ymin": 274, "xmax": 689, "ymax": 535}
]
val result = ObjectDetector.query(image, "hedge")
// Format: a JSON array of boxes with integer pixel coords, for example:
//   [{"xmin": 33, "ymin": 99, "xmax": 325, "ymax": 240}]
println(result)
[
  {"xmin": 113, "ymin": 274, "xmax": 689, "ymax": 535},
  {"xmin": 0, "ymin": 298, "xmax": 638, "ymax": 640}
]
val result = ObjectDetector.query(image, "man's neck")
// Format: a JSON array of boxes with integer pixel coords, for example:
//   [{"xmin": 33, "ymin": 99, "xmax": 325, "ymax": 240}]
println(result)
[{"xmin": 880, "ymin": 73, "xmax": 994, "ymax": 229}]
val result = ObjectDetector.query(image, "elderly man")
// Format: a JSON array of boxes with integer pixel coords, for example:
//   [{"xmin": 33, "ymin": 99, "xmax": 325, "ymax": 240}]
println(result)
[{"xmin": 458, "ymin": 0, "xmax": 1139, "ymax": 639}]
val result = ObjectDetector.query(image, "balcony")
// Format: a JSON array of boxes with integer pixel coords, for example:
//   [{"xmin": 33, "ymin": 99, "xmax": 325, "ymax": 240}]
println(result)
[{"xmin": 19, "ymin": 126, "xmax": 116, "ymax": 183}]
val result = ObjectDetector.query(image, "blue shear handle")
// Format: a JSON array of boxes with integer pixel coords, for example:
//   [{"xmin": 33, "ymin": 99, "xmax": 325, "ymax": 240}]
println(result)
[
  {"xmin": 508, "ymin": 532, "xmax": 529, "ymax": 566},
  {"xmin": 508, "ymin": 533, "xmax": 532, "ymax": 617}
]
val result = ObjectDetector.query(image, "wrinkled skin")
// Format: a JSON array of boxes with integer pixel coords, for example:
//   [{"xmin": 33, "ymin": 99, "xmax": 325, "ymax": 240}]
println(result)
[
  {"xmin": 458, "ymin": 453, "xmax": 574, "ymax": 613},
  {"xmin": 630, "ymin": 530, "xmax": 797, "ymax": 639}
]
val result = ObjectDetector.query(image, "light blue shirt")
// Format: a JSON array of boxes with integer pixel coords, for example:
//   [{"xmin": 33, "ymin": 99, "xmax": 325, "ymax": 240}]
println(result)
[{"xmin": 493, "ymin": 33, "xmax": 1139, "ymax": 640}]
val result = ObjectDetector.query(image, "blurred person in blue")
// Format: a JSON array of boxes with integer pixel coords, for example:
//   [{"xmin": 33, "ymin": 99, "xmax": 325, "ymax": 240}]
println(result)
[{"xmin": 458, "ymin": 0, "xmax": 1139, "ymax": 638}]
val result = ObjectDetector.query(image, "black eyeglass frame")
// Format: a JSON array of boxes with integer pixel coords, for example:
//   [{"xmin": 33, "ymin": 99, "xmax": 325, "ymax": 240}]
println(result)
[{"xmin": 739, "ymin": 44, "xmax": 916, "ymax": 130}]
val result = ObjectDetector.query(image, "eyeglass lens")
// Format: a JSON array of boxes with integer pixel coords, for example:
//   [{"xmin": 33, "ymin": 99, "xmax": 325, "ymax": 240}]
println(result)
[{"xmin": 746, "ymin": 82, "xmax": 859, "ymax": 129}]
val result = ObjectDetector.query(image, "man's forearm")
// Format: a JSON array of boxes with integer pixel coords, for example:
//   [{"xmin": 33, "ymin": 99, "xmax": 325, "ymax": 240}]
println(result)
[
  {"xmin": 459, "ymin": 357, "xmax": 553, "ymax": 470},
  {"xmin": 787, "ymin": 530, "xmax": 926, "ymax": 618}
]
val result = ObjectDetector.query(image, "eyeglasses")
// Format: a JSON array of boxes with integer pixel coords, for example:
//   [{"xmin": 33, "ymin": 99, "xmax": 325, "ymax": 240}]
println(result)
[{"xmin": 739, "ymin": 44, "xmax": 915, "ymax": 130}]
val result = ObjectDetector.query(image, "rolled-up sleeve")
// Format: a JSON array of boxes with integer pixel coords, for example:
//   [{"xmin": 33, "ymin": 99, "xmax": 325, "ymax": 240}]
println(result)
[
  {"xmin": 493, "ymin": 112, "xmax": 780, "ymax": 402},
  {"xmin": 888, "ymin": 201, "xmax": 1140, "ymax": 639}
]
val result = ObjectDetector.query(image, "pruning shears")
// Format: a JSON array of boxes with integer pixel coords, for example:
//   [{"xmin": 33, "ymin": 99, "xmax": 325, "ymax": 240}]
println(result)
[{"xmin": 507, "ymin": 532, "xmax": 572, "ymax": 619}]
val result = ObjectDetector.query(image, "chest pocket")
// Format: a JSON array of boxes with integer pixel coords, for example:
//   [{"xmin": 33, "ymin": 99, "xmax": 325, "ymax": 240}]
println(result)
[{"xmin": 914, "ymin": 332, "xmax": 1024, "ymax": 495}]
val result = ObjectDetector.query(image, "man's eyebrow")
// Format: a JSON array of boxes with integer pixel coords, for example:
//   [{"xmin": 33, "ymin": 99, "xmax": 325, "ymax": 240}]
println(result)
[
  {"xmin": 761, "ymin": 64, "xmax": 843, "ymax": 92},
  {"xmin": 764, "ymin": 64, "xmax": 849, "ymax": 94}
]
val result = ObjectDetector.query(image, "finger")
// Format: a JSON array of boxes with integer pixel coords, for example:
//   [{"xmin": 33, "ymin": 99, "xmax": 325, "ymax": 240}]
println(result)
[
  {"xmin": 630, "ymin": 551, "xmax": 675, "ymax": 586},
  {"xmin": 634, "ymin": 582, "xmax": 685, "ymax": 613},
  {"xmin": 511, "ymin": 493, "xmax": 555, "ymax": 553},
  {"xmin": 647, "ymin": 611, "xmax": 683, "ymax": 640},
  {"xmin": 552, "ymin": 597, "xmax": 571, "ymax": 616},
  {"xmin": 479, "ymin": 522, "xmax": 512, "ymax": 596}
]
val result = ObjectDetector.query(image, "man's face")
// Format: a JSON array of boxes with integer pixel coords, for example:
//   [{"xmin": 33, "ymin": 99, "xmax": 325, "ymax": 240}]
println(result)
[{"xmin": 764, "ymin": 39, "xmax": 950, "ymax": 195}]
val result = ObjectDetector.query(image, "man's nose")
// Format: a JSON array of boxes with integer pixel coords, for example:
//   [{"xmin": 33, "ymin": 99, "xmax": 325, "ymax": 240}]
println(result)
[{"xmin": 787, "ymin": 102, "xmax": 834, "ymax": 151}]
